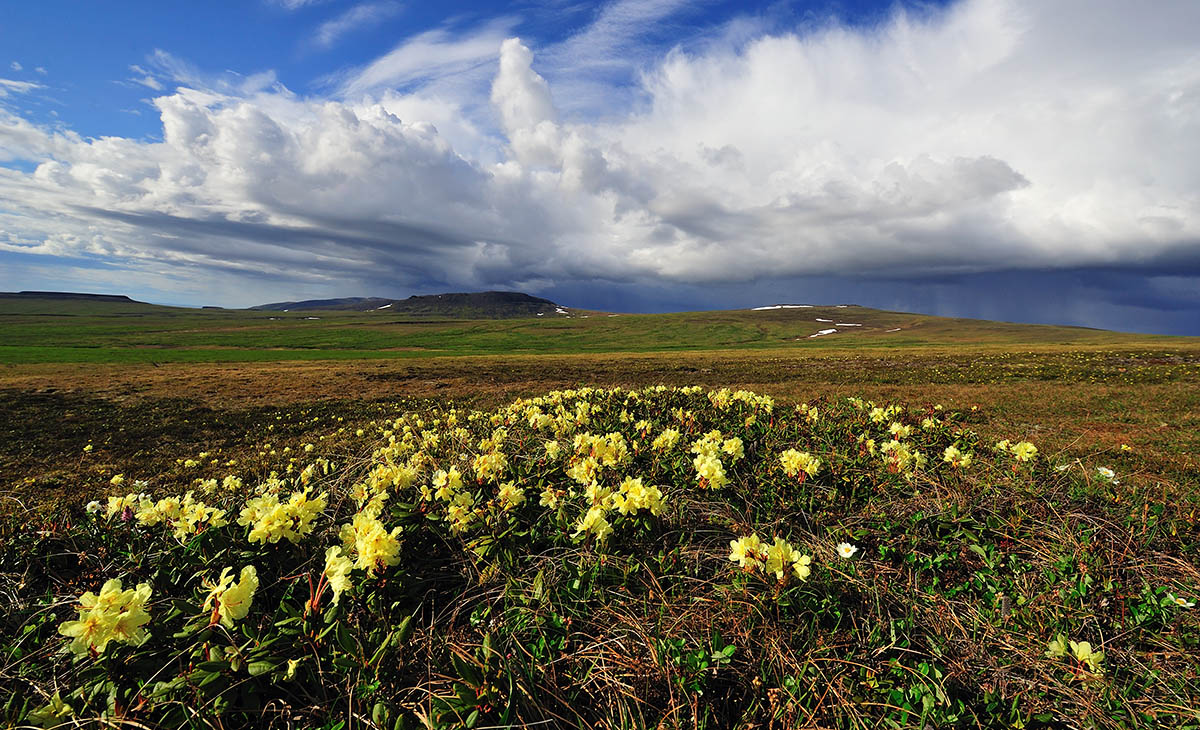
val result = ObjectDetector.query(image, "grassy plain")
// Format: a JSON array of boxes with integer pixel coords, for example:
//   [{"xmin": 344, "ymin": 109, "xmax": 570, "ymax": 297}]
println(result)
[
  {"xmin": 2, "ymin": 297, "xmax": 1199, "ymax": 728},
  {"xmin": 0, "ymin": 296, "xmax": 1187, "ymax": 363}
]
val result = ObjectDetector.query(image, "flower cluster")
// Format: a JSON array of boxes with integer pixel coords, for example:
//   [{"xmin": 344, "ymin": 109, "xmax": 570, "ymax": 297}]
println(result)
[
  {"xmin": 691, "ymin": 430, "xmax": 742, "ymax": 489},
  {"xmin": 609, "ymin": 476, "xmax": 665, "ymax": 517},
  {"xmin": 238, "ymin": 488, "xmax": 326, "ymax": 544},
  {"xmin": 339, "ymin": 511, "xmax": 403, "ymax": 576},
  {"xmin": 728, "ymin": 534, "xmax": 812, "ymax": 583},
  {"xmin": 942, "ymin": 445, "xmax": 973, "ymax": 469},
  {"xmin": 1046, "ymin": 634, "xmax": 1105, "ymax": 675},
  {"xmin": 779, "ymin": 449, "xmax": 821, "ymax": 480},
  {"xmin": 472, "ymin": 450, "xmax": 508, "ymax": 483},
  {"xmin": 996, "ymin": 439, "xmax": 1038, "ymax": 462},
  {"xmin": 136, "ymin": 491, "xmax": 228, "ymax": 540},
  {"xmin": 104, "ymin": 492, "xmax": 149, "ymax": 520},
  {"xmin": 58, "ymin": 578, "xmax": 153, "ymax": 656},
  {"xmin": 202, "ymin": 566, "xmax": 259, "ymax": 628},
  {"xmin": 322, "ymin": 546, "xmax": 355, "ymax": 605},
  {"xmin": 651, "ymin": 427, "xmax": 681, "ymax": 451}
]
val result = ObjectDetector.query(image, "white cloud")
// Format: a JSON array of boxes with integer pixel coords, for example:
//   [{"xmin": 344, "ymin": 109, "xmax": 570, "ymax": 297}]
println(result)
[
  {"xmin": 10, "ymin": 61, "xmax": 21, "ymax": 72},
  {"xmin": 145, "ymin": 49, "xmax": 281, "ymax": 96},
  {"xmin": 0, "ymin": 0, "xmax": 1198, "ymax": 311},
  {"xmin": 35, "ymin": 66, "xmax": 47, "ymax": 75},
  {"xmin": 334, "ymin": 17, "xmax": 518, "ymax": 98},
  {"xmin": 314, "ymin": 2, "xmax": 401, "ymax": 49},
  {"xmin": 0, "ymin": 78, "xmax": 42, "ymax": 98},
  {"xmin": 271, "ymin": 0, "xmax": 327, "ymax": 10},
  {"xmin": 127, "ymin": 64, "xmax": 164, "ymax": 91}
]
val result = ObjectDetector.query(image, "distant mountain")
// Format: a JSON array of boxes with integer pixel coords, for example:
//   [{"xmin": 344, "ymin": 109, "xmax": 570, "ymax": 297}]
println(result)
[
  {"xmin": 250, "ymin": 291, "xmax": 564, "ymax": 318},
  {"xmin": 0, "ymin": 291, "xmax": 175, "ymax": 316},
  {"xmin": 1, "ymin": 291, "xmax": 139, "ymax": 302},
  {"xmin": 249, "ymin": 297, "xmax": 394, "ymax": 312}
]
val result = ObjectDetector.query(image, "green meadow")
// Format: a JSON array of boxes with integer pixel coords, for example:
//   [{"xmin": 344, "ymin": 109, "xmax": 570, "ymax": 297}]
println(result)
[{"xmin": 0, "ymin": 297, "xmax": 1187, "ymax": 364}]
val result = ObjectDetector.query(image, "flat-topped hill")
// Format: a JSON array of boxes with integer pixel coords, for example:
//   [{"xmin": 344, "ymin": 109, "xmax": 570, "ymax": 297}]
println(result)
[{"xmin": 251, "ymin": 291, "xmax": 561, "ymax": 318}]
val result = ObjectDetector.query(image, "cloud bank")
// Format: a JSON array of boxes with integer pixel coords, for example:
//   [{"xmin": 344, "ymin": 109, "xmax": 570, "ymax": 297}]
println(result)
[{"xmin": 1, "ymin": 0, "xmax": 1198, "ymax": 332}]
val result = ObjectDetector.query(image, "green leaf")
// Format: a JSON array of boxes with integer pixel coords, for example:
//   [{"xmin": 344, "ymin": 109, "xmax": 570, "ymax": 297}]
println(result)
[
  {"xmin": 247, "ymin": 660, "xmax": 277, "ymax": 677},
  {"xmin": 196, "ymin": 660, "xmax": 230, "ymax": 672},
  {"xmin": 531, "ymin": 569, "xmax": 545, "ymax": 602},
  {"xmin": 372, "ymin": 701, "xmax": 389, "ymax": 725},
  {"xmin": 395, "ymin": 614, "xmax": 414, "ymax": 644},
  {"xmin": 452, "ymin": 652, "xmax": 483, "ymax": 688},
  {"xmin": 369, "ymin": 630, "xmax": 395, "ymax": 667},
  {"xmin": 336, "ymin": 624, "xmax": 358, "ymax": 655},
  {"xmin": 332, "ymin": 655, "xmax": 358, "ymax": 672}
]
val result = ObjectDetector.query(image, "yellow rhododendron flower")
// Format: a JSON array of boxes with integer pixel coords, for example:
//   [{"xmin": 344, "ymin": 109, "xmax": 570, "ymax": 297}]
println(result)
[
  {"xmin": 728, "ymin": 534, "xmax": 764, "ymax": 569},
  {"xmin": 763, "ymin": 537, "xmax": 811, "ymax": 581},
  {"xmin": 610, "ymin": 476, "xmax": 665, "ymax": 516},
  {"xmin": 1069, "ymin": 640, "xmax": 1105, "ymax": 674},
  {"xmin": 1045, "ymin": 634, "xmax": 1067, "ymax": 659},
  {"xmin": 1012, "ymin": 441, "xmax": 1038, "ymax": 462},
  {"xmin": 566, "ymin": 456, "xmax": 600, "ymax": 486},
  {"xmin": 170, "ymin": 491, "xmax": 228, "ymax": 540},
  {"xmin": 203, "ymin": 566, "xmax": 259, "ymax": 628},
  {"xmin": 339, "ymin": 512, "xmax": 403, "ymax": 576},
  {"xmin": 59, "ymin": 578, "xmax": 153, "ymax": 656},
  {"xmin": 573, "ymin": 506, "xmax": 613, "ymax": 543},
  {"xmin": 432, "ymin": 468, "xmax": 464, "ymax": 500},
  {"xmin": 652, "ymin": 428, "xmax": 681, "ymax": 451},
  {"xmin": 105, "ymin": 492, "xmax": 147, "ymax": 520},
  {"xmin": 323, "ymin": 546, "xmax": 354, "ymax": 606},
  {"xmin": 943, "ymin": 446, "xmax": 972, "ymax": 469},
  {"xmin": 238, "ymin": 488, "xmax": 326, "ymax": 544},
  {"xmin": 497, "ymin": 481, "xmax": 525, "ymax": 510},
  {"xmin": 693, "ymin": 452, "xmax": 729, "ymax": 489},
  {"xmin": 472, "ymin": 451, "xmax": 508, "ymax": 483},
  {"xmin": 539, "ymin": 487, "xmax": 562, "ymax": 509},
  {"xmin": 779, "ymin": 449, "xmax": 821, "ymax": 479}
]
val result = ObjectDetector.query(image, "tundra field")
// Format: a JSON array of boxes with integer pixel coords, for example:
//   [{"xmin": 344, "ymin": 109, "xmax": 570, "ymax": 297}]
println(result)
[{"xmin": 2, "ymin": 298, "xmax": 1199, "ymax": 729}]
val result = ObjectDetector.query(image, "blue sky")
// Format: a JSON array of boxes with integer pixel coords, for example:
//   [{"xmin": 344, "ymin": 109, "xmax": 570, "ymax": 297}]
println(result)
[
  {"xmin": 3, "ymin": 1, "xmax": 918, "ymax": 141},
  {"xmin": 2, "ymin": 0, "xmax": 1198, "ymax": 334}
]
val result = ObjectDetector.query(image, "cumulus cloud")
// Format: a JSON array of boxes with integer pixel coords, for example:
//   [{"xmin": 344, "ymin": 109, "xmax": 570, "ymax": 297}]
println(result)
[
  {"xmin": 0, "ymin": 0, "xmax": 1198, "ymax": 329},
  {"xmin": 10, "ymin": 62, "xmax": 22, "ymax": 72}
]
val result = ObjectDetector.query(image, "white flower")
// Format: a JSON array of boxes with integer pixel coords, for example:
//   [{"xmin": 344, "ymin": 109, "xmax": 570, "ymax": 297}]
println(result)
[
  {"xmin": 1097, "ymin": 466, "xmax": 1115, "ymax": 479},
  {"xmin": 85, "ymin": 500, "xmax": 102, "ymax": 514},
  {"xmin": 836, "ymin": 542, "xmax": 858, "ymax": 559},
  {"xmin": 1167, "ymin": 592, "xmax": 1195, "ymax": 608}
]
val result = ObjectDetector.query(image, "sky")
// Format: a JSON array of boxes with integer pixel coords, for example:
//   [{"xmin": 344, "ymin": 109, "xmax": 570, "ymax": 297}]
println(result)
[{"xmin": 1, "ymin": 0, "xmax": 1198, "ymax": 335}]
